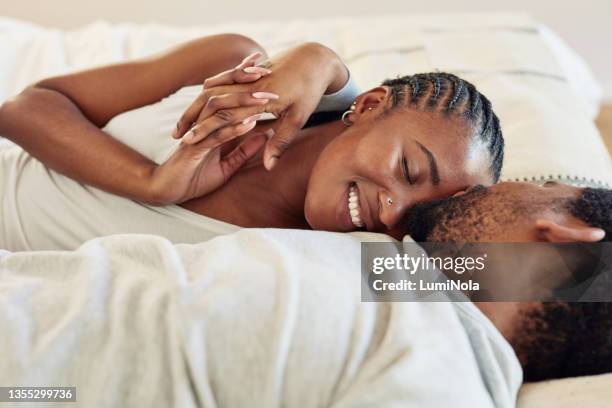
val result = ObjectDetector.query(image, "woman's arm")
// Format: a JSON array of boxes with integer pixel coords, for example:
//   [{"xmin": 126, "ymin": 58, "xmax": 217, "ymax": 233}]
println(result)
[
  {"xmin": 0, "ymin": 34, "xmax": 266, "ymax": 203},
  {"xmin": 36, "ymin": 34, "xmax": 267, "ymax": 127}
]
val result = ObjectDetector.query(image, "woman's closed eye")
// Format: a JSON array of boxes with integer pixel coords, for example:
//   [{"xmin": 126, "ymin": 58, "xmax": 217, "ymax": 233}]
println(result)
[{"xmin": 401, "ymin": 155, "xmax": 414, "ymax": 185}]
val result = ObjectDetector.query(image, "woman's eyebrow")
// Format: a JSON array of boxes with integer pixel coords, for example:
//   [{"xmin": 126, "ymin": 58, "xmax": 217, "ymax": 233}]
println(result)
[{"xmin": 416, "ymin": 141, "xmax": 440, "ymax": 185}]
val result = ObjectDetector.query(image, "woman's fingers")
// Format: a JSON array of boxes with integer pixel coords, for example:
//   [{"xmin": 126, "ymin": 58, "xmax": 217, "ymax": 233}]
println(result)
[
  {"xmin": 237, "ymin": 51, "xmax": 263, "ymax": 69},
  {"xmin": 175, "ymin": 90, "xmax": 276, "ymax": 140},
  {"xmin": 202, "ymin": 67, "xmax": 264, "ymax": 89},
  {"xmin": 173, "ymin": 52, "xmax": 269, "ymax": 139},
  {"xmin": 203, "ymin": 58, "xmax": 271, "ymax": 90},
  {"xmin": 174, "ymin": 94, "xmax": 208, "ymax": 139},
  {"xmin": 187, "ymin": 119, "xmax": 257, "ymax": 153},
  {"xmin": 195, "ymin": 91, "xmax": 278, "ymax": 124},
  {"xmin": 219, "ymin": 131, "xmax": 269, "ymax": 180},
  {"xmin": 263, "ymin": 106, "xmax": 306, "ymax": 170},
  {"xmin": 180, "ymin": 93, "xmax": 278, "ymax": 145}
]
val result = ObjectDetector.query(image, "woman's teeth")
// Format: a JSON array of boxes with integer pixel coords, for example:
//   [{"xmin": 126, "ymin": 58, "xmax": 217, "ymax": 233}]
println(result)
[{"xmin": 348, "ymin": 185, "xmax": 364, "ymax": 228}]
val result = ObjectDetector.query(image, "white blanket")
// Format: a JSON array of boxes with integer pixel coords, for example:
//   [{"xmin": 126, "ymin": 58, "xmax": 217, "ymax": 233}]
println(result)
[{"xmin": 0, "ymin": 231, "xmax": 521, "ymax": 407}]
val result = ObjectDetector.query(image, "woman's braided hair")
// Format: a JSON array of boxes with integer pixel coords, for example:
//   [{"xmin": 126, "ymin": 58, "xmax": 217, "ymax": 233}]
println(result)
[{"xmin": 382, "ymin": 72, "xmax": 504, "ymax": 182}]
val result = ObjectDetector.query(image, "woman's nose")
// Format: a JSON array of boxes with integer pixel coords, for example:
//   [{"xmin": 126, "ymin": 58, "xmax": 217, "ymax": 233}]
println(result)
[{"xmin": 378, "ymin": 191, "xmax": 410, "ymax": 230}]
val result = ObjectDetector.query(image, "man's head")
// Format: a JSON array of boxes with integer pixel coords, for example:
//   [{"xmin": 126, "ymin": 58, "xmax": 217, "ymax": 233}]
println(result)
[
  {"xmin": 404, "ymin": 181, "xmax": 612, "ymax": 382},
  {"xmin": 405, "ymin": 182, "xmax": 610, "ymax": 243}
]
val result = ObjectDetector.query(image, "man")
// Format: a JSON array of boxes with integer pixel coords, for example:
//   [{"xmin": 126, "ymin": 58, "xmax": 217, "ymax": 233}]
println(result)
[
  {"xmin": 404, "ymin": 181, "xmax": 612, "ymax": 383},
  {"xmin": 1, "ymin": 182, "xmax": 609, "ymax": 408}
]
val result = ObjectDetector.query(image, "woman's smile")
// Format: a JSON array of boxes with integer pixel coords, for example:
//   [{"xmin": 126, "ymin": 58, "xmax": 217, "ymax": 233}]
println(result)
[
  {"xmin": 348, "ymin": 183, "xmax": 364, "ymax": 228},
  {"xmin": 338, "ymin": 182, "xmax": 377, "ymax": 232}
]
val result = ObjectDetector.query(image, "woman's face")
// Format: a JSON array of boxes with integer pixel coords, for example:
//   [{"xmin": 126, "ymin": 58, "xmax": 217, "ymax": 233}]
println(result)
[{"xmin": 304, "ymin": 106, "xmax": 493, "ymax": 239}]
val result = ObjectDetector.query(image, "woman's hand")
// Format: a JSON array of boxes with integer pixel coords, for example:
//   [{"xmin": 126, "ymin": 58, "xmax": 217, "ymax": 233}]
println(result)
[
  {"xmin": 149, "ymin": 93, "xmax": 272, "ymax": 205},
  {"xmin": 174, "ymin": 42, "xmax": 348, "ymax": 170}
]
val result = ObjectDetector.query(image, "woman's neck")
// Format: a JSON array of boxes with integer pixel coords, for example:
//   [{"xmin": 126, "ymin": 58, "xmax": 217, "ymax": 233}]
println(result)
[
  {"xmin": 182, "ymin": 120, "xmax": 346, "ymax": 228},
  {"xmin": 249, "ymin": 120, "xmax": 345, "ymax": 220}
]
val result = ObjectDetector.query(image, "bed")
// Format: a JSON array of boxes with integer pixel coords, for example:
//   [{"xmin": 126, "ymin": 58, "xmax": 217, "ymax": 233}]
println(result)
[{"xmin": 1, "ymin": 13, "xmax": 611, "ymax": 407}]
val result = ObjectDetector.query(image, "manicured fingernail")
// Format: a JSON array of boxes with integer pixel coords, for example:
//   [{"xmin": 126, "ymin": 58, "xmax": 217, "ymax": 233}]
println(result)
[
  {"xmin": 173, "ymin": 123, "xmax": 183, "ymax": 138},
  {"xmin": 266, "ymin": 156, "xmax": 279, "ymax": 170},
  {"xmin": 252, "ymin": 92, "xmax": 279, "ymax": 100},
  {"xmin": 243, "ymin": 66, "xmax": 271, "ymax": 75},
  {"xmin": 183, "ymin": 130, "xmax": 195, "ymax": 143},
  {"xmin": 242, "ymin": 51, "xmax": 262, "ymax": 64},
  {"xmin": 265, "ymin": 156, "xmax": 278, "ymax": 171},
  {"xmin": 265, "ymin": 129, "xmax": 275, "ymax": 139},
  {"xmin": 592, "ymin": 229, "xmax": 606, "ymax": 240},
  {"xmin": 243, "ymin": 114, "xmax": 265, "ymax": 125}
]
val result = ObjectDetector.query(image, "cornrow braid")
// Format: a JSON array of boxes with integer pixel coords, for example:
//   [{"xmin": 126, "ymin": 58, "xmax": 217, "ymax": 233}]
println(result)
[
  {"xmin": 381, "ymin": 72, "xmax": 504, "ymax": 182},
  {"xmin": 430, "ymin": 75, "xmax": 441, "ymax": 104},
  {"xmin": 447, "ymin": 76, "xmax": 464, "ymax": 111}
]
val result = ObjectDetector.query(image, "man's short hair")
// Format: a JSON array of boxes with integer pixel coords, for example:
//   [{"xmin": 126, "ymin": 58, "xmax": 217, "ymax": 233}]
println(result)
[
  {"xmin": 515, "ymin": 302, "xmax": 612, "ymax": 382},
  {"xmin": 567, "ymin": 187, "xmax": 612, "ymax": 242}
]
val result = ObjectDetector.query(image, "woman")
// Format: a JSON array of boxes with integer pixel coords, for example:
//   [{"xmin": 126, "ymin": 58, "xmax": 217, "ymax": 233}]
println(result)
[{"xmin": 0, "ymin": 34, "xmax": 503, "ymax": 251}]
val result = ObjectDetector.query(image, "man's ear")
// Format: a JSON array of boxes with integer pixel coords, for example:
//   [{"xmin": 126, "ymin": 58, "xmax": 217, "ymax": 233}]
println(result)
[
  {"xmin": 351, "ymin": 87, "xmax": 390, "ymax": 123},
  {"xmin": 535, "ymin": 219, "xmax": 605, "ymax": 242}
]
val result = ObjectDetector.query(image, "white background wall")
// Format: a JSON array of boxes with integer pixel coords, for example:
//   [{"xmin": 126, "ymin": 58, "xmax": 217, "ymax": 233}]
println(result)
[{"xmin": 3, "ymin": 0, "xmax": 611, "ymax": 101}]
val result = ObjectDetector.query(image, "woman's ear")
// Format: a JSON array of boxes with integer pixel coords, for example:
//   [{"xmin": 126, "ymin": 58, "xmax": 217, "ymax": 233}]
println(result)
[
  {"xmin": 351, "ymin": 87, "xmax": 391, "ymax": 123},
  {"xmin": 535, "ymin": 219, "xmax": 605, "ymax": 242}
]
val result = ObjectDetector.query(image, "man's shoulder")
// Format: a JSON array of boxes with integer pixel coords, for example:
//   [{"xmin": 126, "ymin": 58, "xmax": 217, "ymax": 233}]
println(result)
[{"xmin": 453, "ymin": 302, "xmax": 523, "ymax": 408}]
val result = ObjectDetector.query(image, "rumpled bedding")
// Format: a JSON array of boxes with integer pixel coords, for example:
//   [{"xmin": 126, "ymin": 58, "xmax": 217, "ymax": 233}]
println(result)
[{"xmin": 0, "ymin": 230, "xmax": 522, "ymax": 407}]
